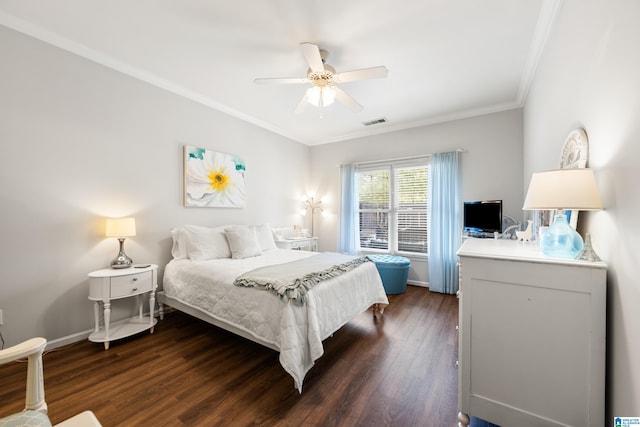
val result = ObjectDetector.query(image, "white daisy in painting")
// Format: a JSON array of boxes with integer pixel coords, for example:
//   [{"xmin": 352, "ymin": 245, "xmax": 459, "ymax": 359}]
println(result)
[{"xmin": 184, "ymin": 146, "xmax": 246, "ymax": 207}]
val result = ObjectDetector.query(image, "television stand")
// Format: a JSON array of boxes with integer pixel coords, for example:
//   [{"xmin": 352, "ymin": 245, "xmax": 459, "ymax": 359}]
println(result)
[{"xmin": 464, "ymin": 231, "xmax": 499, "ymax": 239}]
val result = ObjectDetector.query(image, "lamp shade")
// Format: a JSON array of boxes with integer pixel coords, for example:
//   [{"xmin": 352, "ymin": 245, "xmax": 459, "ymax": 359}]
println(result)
[
  {"xmin": 105, "ymin": 217, "xmax": 136, "ymax": 238},
  {"xmin": 522, "ymin": 168, "xmax": 603, "ymax": 211}
]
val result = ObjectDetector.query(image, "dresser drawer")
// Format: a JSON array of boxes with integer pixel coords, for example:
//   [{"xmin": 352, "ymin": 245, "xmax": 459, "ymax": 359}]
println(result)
[{"xmin": 110, "ymin": 271, "xmax": 152, "ymax": 298}]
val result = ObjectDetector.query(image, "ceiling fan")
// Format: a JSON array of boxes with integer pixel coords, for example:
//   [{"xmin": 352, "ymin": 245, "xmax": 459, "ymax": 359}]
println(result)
[{"xmin": 254, "ymin": 42, "xmax": 388, "ymax": 114}]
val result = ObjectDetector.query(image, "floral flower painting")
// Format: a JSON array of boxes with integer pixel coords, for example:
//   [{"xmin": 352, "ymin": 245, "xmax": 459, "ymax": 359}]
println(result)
[{"xmin": 183, "ymin": 145, "xmax": 246, "ymax": 208}]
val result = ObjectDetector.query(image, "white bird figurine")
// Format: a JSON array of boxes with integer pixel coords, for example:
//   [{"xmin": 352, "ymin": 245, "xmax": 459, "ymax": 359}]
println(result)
[{"xmin": 516, "ymin": 220, "xmax": 533, "ymax": 242}]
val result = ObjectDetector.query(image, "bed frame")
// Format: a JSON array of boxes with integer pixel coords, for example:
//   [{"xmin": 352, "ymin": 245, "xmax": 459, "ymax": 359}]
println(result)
[{"xmin": 157, "ymin": 291, "xmax": 279, "ymax": 351}]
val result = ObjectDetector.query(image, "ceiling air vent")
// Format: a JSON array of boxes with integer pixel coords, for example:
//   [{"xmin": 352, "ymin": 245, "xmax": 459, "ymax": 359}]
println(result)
[{"xmin": 362, "ymin": 118, "xmax": 387, "ymax": 126}]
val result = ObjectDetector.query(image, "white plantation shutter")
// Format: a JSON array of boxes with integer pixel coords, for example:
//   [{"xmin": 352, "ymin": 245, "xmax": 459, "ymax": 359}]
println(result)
[
  {"xmin": 355, "ymin": 159, "xmax": 429, "ymax": 255},
  {"xmin": 395, "ymin": 165, "xmax": 428, "ymax": 254},
  {"xmin": 356, "ymin": 167, "xmax": 390, "ymax": 251}
]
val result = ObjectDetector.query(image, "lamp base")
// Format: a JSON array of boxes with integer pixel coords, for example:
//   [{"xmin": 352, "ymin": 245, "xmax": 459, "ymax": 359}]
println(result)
[
  {"xmin": 111, "ymin": 256, "xmax": 132, "ymax": 269},
  {"xmin": 540, "ymin": 213, "xmax": 584, "ymax": 259},
  {"xmin": 111, "ymin": 238, "xmax": 133, "ymax": 269}
]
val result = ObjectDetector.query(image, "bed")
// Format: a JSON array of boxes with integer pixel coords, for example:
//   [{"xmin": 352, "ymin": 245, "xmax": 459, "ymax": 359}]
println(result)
[{"xmin": 157, "ymin": 224, "xmax": 389, "ymax": 392}]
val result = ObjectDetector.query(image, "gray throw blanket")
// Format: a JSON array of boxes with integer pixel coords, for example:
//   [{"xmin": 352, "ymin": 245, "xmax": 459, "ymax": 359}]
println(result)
[{"xmin": 234, "ymin": 253, "xmax": 371, "ymax": 305}]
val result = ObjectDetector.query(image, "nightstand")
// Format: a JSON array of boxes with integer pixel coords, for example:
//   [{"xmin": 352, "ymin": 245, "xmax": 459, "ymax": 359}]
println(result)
[
  {"xmin": 275, "ymin": 237, "xmax": 318, "ymax": 251},
  {"xmin": 88, "ymin": 264, "xmax": 158, "ymax": 350}
]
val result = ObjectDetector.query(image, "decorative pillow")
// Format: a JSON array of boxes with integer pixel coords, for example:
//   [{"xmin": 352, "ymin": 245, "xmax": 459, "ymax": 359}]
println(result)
[
  {"xmin": 225, "ymin": 225, "xmax": 262, "ymax": 259},
  {"xmin": 252, "ymin": 224, "xmax": 277, "ymax": 251},
  {"xmin": 181, "ymin": 225, "xmax": 232, "ymax": 260}
]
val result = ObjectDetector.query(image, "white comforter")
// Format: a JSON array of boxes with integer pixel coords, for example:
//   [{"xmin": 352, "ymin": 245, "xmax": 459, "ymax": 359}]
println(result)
[{"xmin": 162, "ymin": 249, "xmax": 388, "ymax": 392}]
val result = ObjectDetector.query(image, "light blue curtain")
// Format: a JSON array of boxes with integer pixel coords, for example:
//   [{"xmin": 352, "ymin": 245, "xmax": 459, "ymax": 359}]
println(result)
[
  {"xmin": 339, "ymin": 164, "xmax": 359, "ymax": 254},
  {"xmin": 428, "ymin": 151, "xmax": 462, "ymax": 294}
]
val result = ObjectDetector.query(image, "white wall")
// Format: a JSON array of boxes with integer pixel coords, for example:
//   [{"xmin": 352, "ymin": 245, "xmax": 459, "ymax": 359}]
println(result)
[
  {"xmin": 309, "ymin": 109, "xmax": 523, "ymax": 285},
  {"xmin": 0, "ymin": 26, "xmax": 310, "ymax": 347},
  {"xmin": 524, "ymin": 0, "xmax": 640, "ymax": 418}
]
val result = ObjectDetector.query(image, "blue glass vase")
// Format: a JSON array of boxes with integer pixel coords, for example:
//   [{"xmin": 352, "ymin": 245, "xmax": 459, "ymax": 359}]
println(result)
[{"xmin": 540, "ymin": 213, "xmax": 584, "ymax": 258}]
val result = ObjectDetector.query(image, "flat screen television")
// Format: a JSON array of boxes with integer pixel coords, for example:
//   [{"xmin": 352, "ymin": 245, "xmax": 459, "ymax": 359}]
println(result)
[{"xmin": 463, "ymin": 200, "xmax": 503, "ymax": 234}]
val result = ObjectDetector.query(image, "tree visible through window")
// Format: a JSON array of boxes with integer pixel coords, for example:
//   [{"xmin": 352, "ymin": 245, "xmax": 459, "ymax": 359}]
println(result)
[{"xmin": 356, "ymin": 160, "xmax": 429, "ymax": 255}]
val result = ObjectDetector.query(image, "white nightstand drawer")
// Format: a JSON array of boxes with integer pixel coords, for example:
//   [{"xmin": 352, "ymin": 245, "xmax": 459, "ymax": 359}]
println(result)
[{"xmin": 110, "ymin": 271, "xmax": 152, "ymax": 298}]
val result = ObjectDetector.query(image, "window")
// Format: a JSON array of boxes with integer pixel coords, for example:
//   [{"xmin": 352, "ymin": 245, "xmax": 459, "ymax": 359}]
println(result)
[{"xmin": 356, "ymin": 159, "xmax": 429, "ymax": 255}]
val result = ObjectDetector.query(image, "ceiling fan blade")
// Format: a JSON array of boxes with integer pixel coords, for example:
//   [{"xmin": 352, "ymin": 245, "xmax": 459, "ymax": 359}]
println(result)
[
  {"xmin": 333, "ymin": 86, "xmax": 363, "ymax": 112},
  {"xmin": 294, "ymin": 92, "xmax": 309, "ymax": 114},
  {"xmin": 254, "ymin": 77, "xmax": 309, "ymax": 85},
  {"xmin": 300, "ymin": 42, "xmax": 325, "ymax": 72},
  {"xmin": 333, "ymin": 66, "xmax": 388, "ymax": 83}
]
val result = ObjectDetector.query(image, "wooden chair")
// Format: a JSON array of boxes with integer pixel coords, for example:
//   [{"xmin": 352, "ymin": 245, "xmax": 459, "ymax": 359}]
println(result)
[{"xmin": 0, "ymin": 337, "xmax": 101, "ymax": 427}]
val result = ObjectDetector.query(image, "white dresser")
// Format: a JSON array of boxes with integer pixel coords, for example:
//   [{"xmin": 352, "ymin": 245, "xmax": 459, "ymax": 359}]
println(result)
[{"xmin": 456, "ymin": 238, "xmax": 606, "ymax": 427}]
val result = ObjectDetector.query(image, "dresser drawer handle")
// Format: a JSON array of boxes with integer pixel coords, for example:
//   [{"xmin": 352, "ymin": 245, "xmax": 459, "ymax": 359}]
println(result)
[
  {"xmin": 132, "ymin": 278, "xmax": 138, "ymax": 282},
  {"xmin": 132, "ymin": 287, "xmax": 138, "ymax": 292}
]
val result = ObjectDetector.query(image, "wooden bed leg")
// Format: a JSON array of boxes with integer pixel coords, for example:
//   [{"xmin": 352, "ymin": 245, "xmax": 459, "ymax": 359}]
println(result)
[
  {"xmin": 159, "ymin": 302, "xmax": 164, "ymax": 320},
  {"xmin": 372, "ymin": 304, "xmax": 385, "ymax": 321}
]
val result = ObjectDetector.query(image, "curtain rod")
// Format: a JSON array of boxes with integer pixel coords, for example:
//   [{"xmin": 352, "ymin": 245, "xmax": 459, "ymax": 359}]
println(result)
[{"xmin": 346, "ymin": 149, "xmax": 466, "ymax": 167}]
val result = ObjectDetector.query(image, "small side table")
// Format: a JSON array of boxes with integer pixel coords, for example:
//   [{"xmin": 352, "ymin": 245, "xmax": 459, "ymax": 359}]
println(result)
[
  {"xmin": 88, "ymin": 264, "xmax": 158, "ymax": 350},
  {"xmin": 275, "ymin": 237, "xmax": 319, "ymax": 251}
]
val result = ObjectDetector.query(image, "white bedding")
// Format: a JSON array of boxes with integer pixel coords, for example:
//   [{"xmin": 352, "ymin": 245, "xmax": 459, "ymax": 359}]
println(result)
[{"xmin": 162, "ymin": 249, "xmax": 388, "ymax": 392}]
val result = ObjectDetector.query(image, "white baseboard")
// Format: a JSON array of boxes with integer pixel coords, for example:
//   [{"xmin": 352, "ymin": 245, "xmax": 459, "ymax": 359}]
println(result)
[
  {"xmin": 45, "ymin": 310, "xmax": 156, "ymax": 351},
  {"xmin": 46, "ymin": 329, "xmax": 92, "ymax": 351},
  {"xmin": 408, "ymin": 280, "xmax": 429, "ymax": 288}
]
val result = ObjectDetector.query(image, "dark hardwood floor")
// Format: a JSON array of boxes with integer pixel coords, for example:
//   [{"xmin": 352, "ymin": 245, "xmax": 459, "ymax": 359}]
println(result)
[{"xmin": 0, "ymin": 286, "xmax": 459, "ymax": 427}]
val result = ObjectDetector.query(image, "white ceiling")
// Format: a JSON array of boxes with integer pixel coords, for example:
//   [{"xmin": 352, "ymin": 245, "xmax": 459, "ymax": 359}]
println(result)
[{"xmin": 0, "ymin": 0, "xmax": 560, "ymax": 146}]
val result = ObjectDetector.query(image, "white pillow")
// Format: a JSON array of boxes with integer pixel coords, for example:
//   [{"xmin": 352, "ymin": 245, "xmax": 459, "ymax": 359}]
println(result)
[
  {"xmin": 225, "ymin": 225, "xmax": 262, "ymax": 259},
  {"xmin": 252, "ymin": 224, "xmax": 277, "ymax": 251},
  {"xmin": 170, "ymin": 227, "xmax": 189, "ymax": 259},
  {"xmin": 182, "ymin": 225, "xmax": 231, "ymax": 260}
]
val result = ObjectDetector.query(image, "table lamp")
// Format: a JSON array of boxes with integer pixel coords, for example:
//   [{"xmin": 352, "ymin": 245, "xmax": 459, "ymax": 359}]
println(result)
[
  {"xmin": 105, "ymin": 217, "xmax": 136, "ymax": 269},
  {"xmin": 522, "ymin": 169, "xmax": 602, "ymax": 259}
]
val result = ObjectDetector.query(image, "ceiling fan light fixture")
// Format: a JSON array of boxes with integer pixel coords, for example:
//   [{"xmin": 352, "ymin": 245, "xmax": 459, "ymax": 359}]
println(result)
[
  {"xmin": 255, "ymin": 43, "xmax": 386, "ymax": 113},
  {"xmin": 307, "ymin": 86, "xmax": 336, "ymax": 107}
]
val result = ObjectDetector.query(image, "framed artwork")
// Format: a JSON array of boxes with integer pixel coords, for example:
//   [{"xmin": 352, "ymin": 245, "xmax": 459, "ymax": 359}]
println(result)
[
  {"xmin": 559, "ymin": 128, "xmax": 589, "ymax": 228},
  {"xmin": 183, "ymin": 145, "xmax": 246, "ymax": 208}
]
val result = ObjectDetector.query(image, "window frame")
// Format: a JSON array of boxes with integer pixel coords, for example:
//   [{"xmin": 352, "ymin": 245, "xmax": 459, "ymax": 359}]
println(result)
[{"xmin": 355, "ymin": 157, "xmax": 430, "ymax": 257}]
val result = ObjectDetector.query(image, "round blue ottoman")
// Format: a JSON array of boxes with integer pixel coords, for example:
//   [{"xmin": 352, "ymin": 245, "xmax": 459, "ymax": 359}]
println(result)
[{"xmin": 368, "ymin": 254, "xmax": 411, "ymax": 294}]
